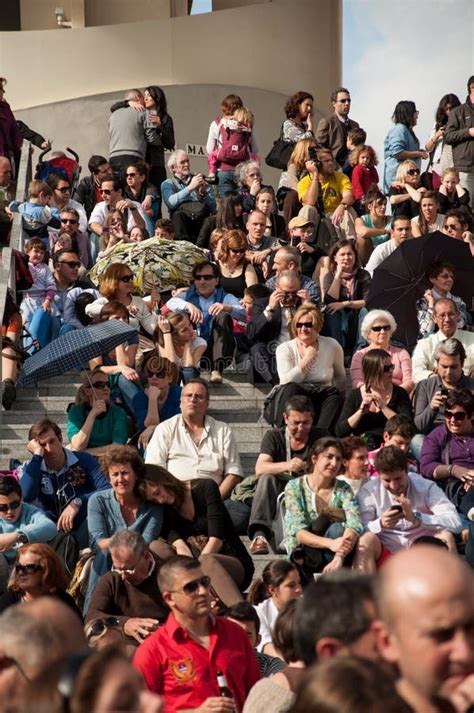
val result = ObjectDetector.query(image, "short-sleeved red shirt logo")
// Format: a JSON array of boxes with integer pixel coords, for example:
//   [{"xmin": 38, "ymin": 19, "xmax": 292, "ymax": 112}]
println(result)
[{"xmin": 170, "ymin": 658, "xmax": 196, "ymax": 684}]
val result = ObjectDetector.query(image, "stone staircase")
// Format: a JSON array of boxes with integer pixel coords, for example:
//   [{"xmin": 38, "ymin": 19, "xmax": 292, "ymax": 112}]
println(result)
[{"xmin": 0, "ymin": 371, "xmax": 276, "ymax": 576}]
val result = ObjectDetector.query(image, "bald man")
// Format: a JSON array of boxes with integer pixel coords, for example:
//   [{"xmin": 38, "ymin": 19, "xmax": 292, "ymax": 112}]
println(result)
[{"xmin": 375, "ymin": 546, "xmax": 474, "ymax": 713}]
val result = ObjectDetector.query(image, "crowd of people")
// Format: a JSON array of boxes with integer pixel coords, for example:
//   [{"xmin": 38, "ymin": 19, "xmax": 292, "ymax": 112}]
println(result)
[{"xmin": 0, "ymin": 72, "xmax": 474, "ymax": 713}]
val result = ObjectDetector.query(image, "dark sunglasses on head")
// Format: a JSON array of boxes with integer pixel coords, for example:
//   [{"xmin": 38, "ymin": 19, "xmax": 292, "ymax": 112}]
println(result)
[
  {"xmin": 371, "ymin": 325, "xmax": 391, "ymax": 332},
  {"xmin": 406, "ymin": 169, "xmax": 420, "ymax": 176},
  {"xmin": 58, "ymin": 260, "xmax": 81, "ymax": 268},
  {"xmin": 195, "ymin": 274, "xmax": 215, "ymax": 281},
  {"xmin": 295, "ymin": 321, "xmax": 314, "ymax": 329},
  {"xmin": 0, "ymin": 500, "xmax": 21, "ymax": 512},
  {"xmin": 119, "ymin": 275, "xmax": 133, "ymax": 282},
  {"xmin": 171, "ymin": 574, "xmax": 211, "ymax": 595},
  {"xmin": 56, "ymin": 186, "xmax": 70, "ymax": 193},
  {"xmin": 91, "ymin": 381, "xmax": 109, "ymax": 390},
  {"xmin": 444, "ymin": 410, "xmax": 467, "ymax": 422},
  {"xmin": 15, "ymin": 563, "xmax": 44, "ymax": 575},
  {"xmin": 383, "ymin": 364, "xmax": 395, "ymax": 373},
  {"xmin": 101, "ymin": 188, "xmax": 112, "ymax": 195},
  {"xmin": 87, "ymin": 617, "xmax": 121, "ymax": 639},
  {"xmin": 61, "ymin": 218, "xmax": 78, "ymax": 224}
]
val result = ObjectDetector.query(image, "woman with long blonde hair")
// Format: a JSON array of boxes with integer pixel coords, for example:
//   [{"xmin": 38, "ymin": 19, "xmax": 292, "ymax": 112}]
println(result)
[{"xmin": 278, "ymin": 138, "xmax": 322, "ymax": 224}]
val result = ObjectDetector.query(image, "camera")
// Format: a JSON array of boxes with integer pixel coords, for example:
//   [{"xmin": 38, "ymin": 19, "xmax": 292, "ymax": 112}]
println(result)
[
  {"xmin": 308, "ymin": 146, "xmax": 322, "ymax": 170},
  {"xmin": 440, "ymin": 387, "xmax": 449, "ymax": 397}
]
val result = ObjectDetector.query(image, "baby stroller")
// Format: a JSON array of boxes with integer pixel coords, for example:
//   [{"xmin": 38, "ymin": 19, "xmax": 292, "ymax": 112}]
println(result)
[{"xmin": 35, "ymin": 146, "xmax": 82, "ymax": 194}]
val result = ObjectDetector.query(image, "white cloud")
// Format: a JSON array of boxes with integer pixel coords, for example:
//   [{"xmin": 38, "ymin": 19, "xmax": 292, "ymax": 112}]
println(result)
[{"xmin": 343, "ymin": 0, "xmax": 473, "ymax": 182}]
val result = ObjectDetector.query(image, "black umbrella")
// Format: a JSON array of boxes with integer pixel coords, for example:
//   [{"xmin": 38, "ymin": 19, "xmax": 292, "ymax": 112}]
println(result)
[
  {"xmin": 18, "ymin": 321, "xmax": 138, "ymax": 387},
  {"xmin": 366, "ymin": 232, "xmax": 474, "ymax": 351}
]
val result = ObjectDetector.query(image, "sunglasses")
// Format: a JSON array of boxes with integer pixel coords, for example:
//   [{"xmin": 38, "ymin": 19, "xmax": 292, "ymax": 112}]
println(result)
[
  {"xmin": 295, "ymin": 322, "xmax": 314, "ymax": 330},
  {"xmin": 90, "ymin": 381, "xmax": 109, "ymax": 390},
  {"xmin": 119, "ymin": 275, "xmax": 133, "ymax": 282},
  {"xmin": 0, "ymin": 500, "xmax": 21, "ymax": 512},
  {"xmin": 406, "ymin": 169, "xmax": 420, "ymax": 176},
  {"xmin": 281, "ymin": 291, "xmax": 298, "ymax": 299},
  {"xmin": 170, "ymin": 574, "xmax": 211, "ymax": 596},
  {"xmin": 229, "ymin": 248, "xmax": 246, "ymax": 254},
  {"xmin": 195, "ymin": 274, "xmax": 215, "ymax": 281},
  {"xmin": 61, "ymin": 218, "xmax": 78, "ymax": 225},
  {"xmin": 56, "ymin": 186, "xmax": 70, "ymax": 193},
  {"xmin": 147, "ymin": 370, "xmax": 166, "ymax": 378},
  {"xmin": 87, "ymin": 617, "xmax": 121, "ymax": 639},
  {"xmin": 371, "ymin": 325, "xmax": 391, "ymax": 332},
  {"xmin": 383, "ymin": 364, "xmax": 395, "ymax": 373},
  {"xmin": 15, "ymin": 563, "xmax": 44, "ymax": 575},
  {"xmin": 101, "ymin": 188, "xmax": 112, "ymax": 195},
  {"xmin": 444, "ymin": 223, "xmax": 460, "ymax": 230},
  {"xmin": 126, "ymin": 172, "xmax": 137, "ymax": 177},
  {"xmin": 444, "ymin": 410, "xmax": 468, "ymax": 422},
  {"xmin": 58, "ymin": 260, "xmax": 81, "ymax": 268}
]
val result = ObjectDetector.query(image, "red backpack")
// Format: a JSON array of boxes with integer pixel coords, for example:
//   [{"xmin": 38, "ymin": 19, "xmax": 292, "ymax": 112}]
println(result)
[{"xmin": 216, "ymin": 119, "xmax": 252, "ymax": 166}]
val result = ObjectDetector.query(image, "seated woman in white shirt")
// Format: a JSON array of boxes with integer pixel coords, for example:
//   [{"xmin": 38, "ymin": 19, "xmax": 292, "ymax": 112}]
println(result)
[
  {"xmin": 270, "ymin": 304, "xmax": 346, "ymax": 432},
  {"xmin": 247, "ymin": 560, "xmax": 302, "ymax": 657},
  {"xmin": 411, "ymin": 191, "xmax": 445, "ymax": 237}
]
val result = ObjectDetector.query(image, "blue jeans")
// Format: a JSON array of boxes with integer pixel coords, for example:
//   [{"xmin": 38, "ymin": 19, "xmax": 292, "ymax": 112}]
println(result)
[
  {"xmin": 217, "ymin": 169, "xmax": 238, "ymax": 196},
  {"xmin": 323, "ymin": 307, "xmax": 367, "ymax": 352},
  {"xmin": 116, "ymin": 375, "xmax": 148, "ymax": 431},
  {"xmin": 28, "ymin": 309, "xmax": 76, "ymax": 350}
]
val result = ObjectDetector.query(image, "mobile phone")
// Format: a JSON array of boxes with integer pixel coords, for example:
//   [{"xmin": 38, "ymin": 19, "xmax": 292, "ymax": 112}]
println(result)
[
  {"xmin": 440, "ymin": 387, "xmax": 449, "ymax": 397},
  {"xmin": 390, "ymin": 505, "xmax": 403, "ymax": 513}
]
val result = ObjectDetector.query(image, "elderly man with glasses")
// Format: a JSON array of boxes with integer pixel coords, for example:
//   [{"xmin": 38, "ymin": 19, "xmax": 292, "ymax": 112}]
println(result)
[{"xmin": 133, "ymin": 555, "xmax": 260, "ymax": 711}]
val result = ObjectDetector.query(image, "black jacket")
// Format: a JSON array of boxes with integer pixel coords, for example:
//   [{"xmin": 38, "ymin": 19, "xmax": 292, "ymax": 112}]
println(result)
[
  {"xmin": 444, "ymin": 98, "xmax": 474, "ymax": 172},
  {"xmin": 72, "ymin": 175, "xmax": 98, "ymax": 219}
]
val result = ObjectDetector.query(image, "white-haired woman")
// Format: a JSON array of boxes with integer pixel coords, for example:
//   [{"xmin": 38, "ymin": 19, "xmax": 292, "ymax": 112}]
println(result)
[
  {"xmin": 350, "ymin": 310, "xmax": 414, "ymax": 393},
  {"xmin": 235, "ymin": 159, "xmax": 263, "ymax": 214}
]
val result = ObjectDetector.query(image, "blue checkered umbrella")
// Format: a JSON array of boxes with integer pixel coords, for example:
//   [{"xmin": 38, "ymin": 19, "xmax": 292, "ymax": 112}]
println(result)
[{"xmin": 18, "ymin": 321, "xmax": 138, "ymax": 387}]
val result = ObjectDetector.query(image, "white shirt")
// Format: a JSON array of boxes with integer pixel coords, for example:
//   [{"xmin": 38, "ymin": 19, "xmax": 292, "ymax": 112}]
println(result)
[
  {"xmin": 357, "ymin": 474, "xmax": 462, "ymax": 552},
  {"xmin": 276, "ymin": 336, "xmax": 346, "ymax": 392},
  {"xmin": 145, "ymin": 414, "xmax": 243, "ymax": 485},
  {"xmin": 254, "ymin": 597, "xmax": 278, "ymax": 652},
  {"xmin": 412, "ymin": 328, "xmax": 474, "ymax": 383},
  {"xmin": 88, "ymin": 200, "xmax": 147, "ymax": 232},
  {"xmin": 365, "ymin": 239, "xmax": 399, "ymax": 277}
]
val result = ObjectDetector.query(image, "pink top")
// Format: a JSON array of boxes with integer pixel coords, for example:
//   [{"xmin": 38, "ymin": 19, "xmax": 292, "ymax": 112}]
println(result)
[{"xmin": 350, "ymin": 344, "xmax": 413, "ymax": 388}]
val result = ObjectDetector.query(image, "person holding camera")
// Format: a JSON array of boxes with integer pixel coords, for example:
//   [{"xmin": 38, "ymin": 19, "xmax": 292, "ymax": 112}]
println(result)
[{"xmin": 161, "ymin": 150, "xmax": 216, "ymax": 244}]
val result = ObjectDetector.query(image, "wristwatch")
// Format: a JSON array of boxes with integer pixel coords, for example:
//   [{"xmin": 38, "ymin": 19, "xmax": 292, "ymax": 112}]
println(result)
[
  {"xmin": 412, "ymin": 511, "xmax": 422, "ymax": 526},
  {"xmin": 72, "ymin": 497, "xmax": 82, "ymax": 508},
  {"xmin": 17, "ymin": 531, "xmax": 28, "ymax": 545}
]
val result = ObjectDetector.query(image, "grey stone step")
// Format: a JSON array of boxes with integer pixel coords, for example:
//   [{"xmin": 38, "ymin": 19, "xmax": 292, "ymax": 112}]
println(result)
[{"xmin": 10, "ymin": 395, "xmax": 264, "ymax": 411}]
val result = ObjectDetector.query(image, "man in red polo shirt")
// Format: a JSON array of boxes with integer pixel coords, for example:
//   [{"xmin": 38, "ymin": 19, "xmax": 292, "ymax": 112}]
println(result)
[{"xmin": 133, "ymin": 556, "xmax": 260, "ymax": 712}]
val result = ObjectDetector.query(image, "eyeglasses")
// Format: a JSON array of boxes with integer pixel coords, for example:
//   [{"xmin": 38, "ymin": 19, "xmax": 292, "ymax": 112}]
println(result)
[
  {"xmin": 101, "ymin": 189, "xmax": 112, "ymax": 195},
  {"xmin": 444, "ymin": 223, "xmax": 460, "ymax": 230},
  {"xmin": 195, "ymin": 274, "xmax": 215, "ymax": 281},
  {"xmin": 281, "ymin": 291, "xmax": 298, "ymax": 299},
  {"xmin": 229, "ymin": 248, "xmax": 246, "ymax": 254},
  {"xmin": 86, "ymin": 617, "xmax": 121, "ymax": 639},
  {"xmin": 383, "ymin": 364, "xmax": 395, "ymax": 373},
  {"xmin": 58, "ymin": 260, "xmax": 81, "ymax": 268},
  {"xmin": 371, "ymin": 325, "xmax": 391, "ymax": 332},
  {"xmin": 444, "ymin": 410, "xmax": 468, "ymax": 422},
  {"xmin": 90, "ymin": 381, "xmax": 109, "ymax": 390},
  {"xmin": 119, "ymin": 275, "xmax": 133, "ymax": 282},
  {"xmin": 406, "ymin": 169, "xmax": 420, "ymax": 176},
  {"xmin": 15, "ymin": 563, "xmax": 44, "ymax": 575},
  {"xmin": 111, "ymin": 563, "xmax": 139, "ymax": 576},
  {"xmin": 0, "ymin": 500, "xmax": 21, "ymax": 512},
  {"xmin": 126, "ymin": 172, "xmax": 137, "ymax": 177},
  {"xmin": 339, "ymin": 99, "xmax": 351, "ymax": 103},
  {"xmin": 147, "ymin": 370, "xmax": 166, "ymax": 378},
  {"xmin": 56, "ymin": 186, "xmax": 70, "ymax": 193},
  {"xmin": 295, "ymin": 322, "xmax": 315, "ymax": 330},
  {"xmin": 170, "ymin": 575, "xmax": 211, "ymax": 596},
  {"xmin": 61, "ymin": 218, "xmax": 78, "ymax": 225}
]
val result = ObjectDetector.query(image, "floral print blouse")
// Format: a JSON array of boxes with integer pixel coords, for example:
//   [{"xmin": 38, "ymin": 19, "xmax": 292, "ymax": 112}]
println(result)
[{"xmin": 284, "ymin": 475, "xmax": 364, "ymax": 554}]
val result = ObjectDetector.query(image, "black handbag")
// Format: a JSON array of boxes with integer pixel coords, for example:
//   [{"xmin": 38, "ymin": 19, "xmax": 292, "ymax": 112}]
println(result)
[{"xmin": 265, "ymin": 125, "xmax": 293, "ymax": 170}]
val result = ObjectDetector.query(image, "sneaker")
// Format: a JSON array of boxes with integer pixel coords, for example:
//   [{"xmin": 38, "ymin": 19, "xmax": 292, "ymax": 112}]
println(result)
[
  {"xmin": 210, "ymin": 370, "xmax": 223, "ymax": 384},
  {"xmin": 249, "ymin": 535, "xmax": 269, "ymax": 555},
  {"xmin": 1, "ymin": 379, "xmax": 16, "ymax": 410}
]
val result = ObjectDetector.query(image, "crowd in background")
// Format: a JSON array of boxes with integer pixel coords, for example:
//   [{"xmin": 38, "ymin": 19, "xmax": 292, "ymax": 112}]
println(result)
[{"xmin": 0, "ymin": 73, "xmax": 473, "ymax": 713}]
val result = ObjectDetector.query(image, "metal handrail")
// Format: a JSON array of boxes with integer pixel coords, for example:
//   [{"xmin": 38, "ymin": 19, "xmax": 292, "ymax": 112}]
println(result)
[{"xmin": 0, "ymin": 142, "xmax": 32, "ymax": 447}]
